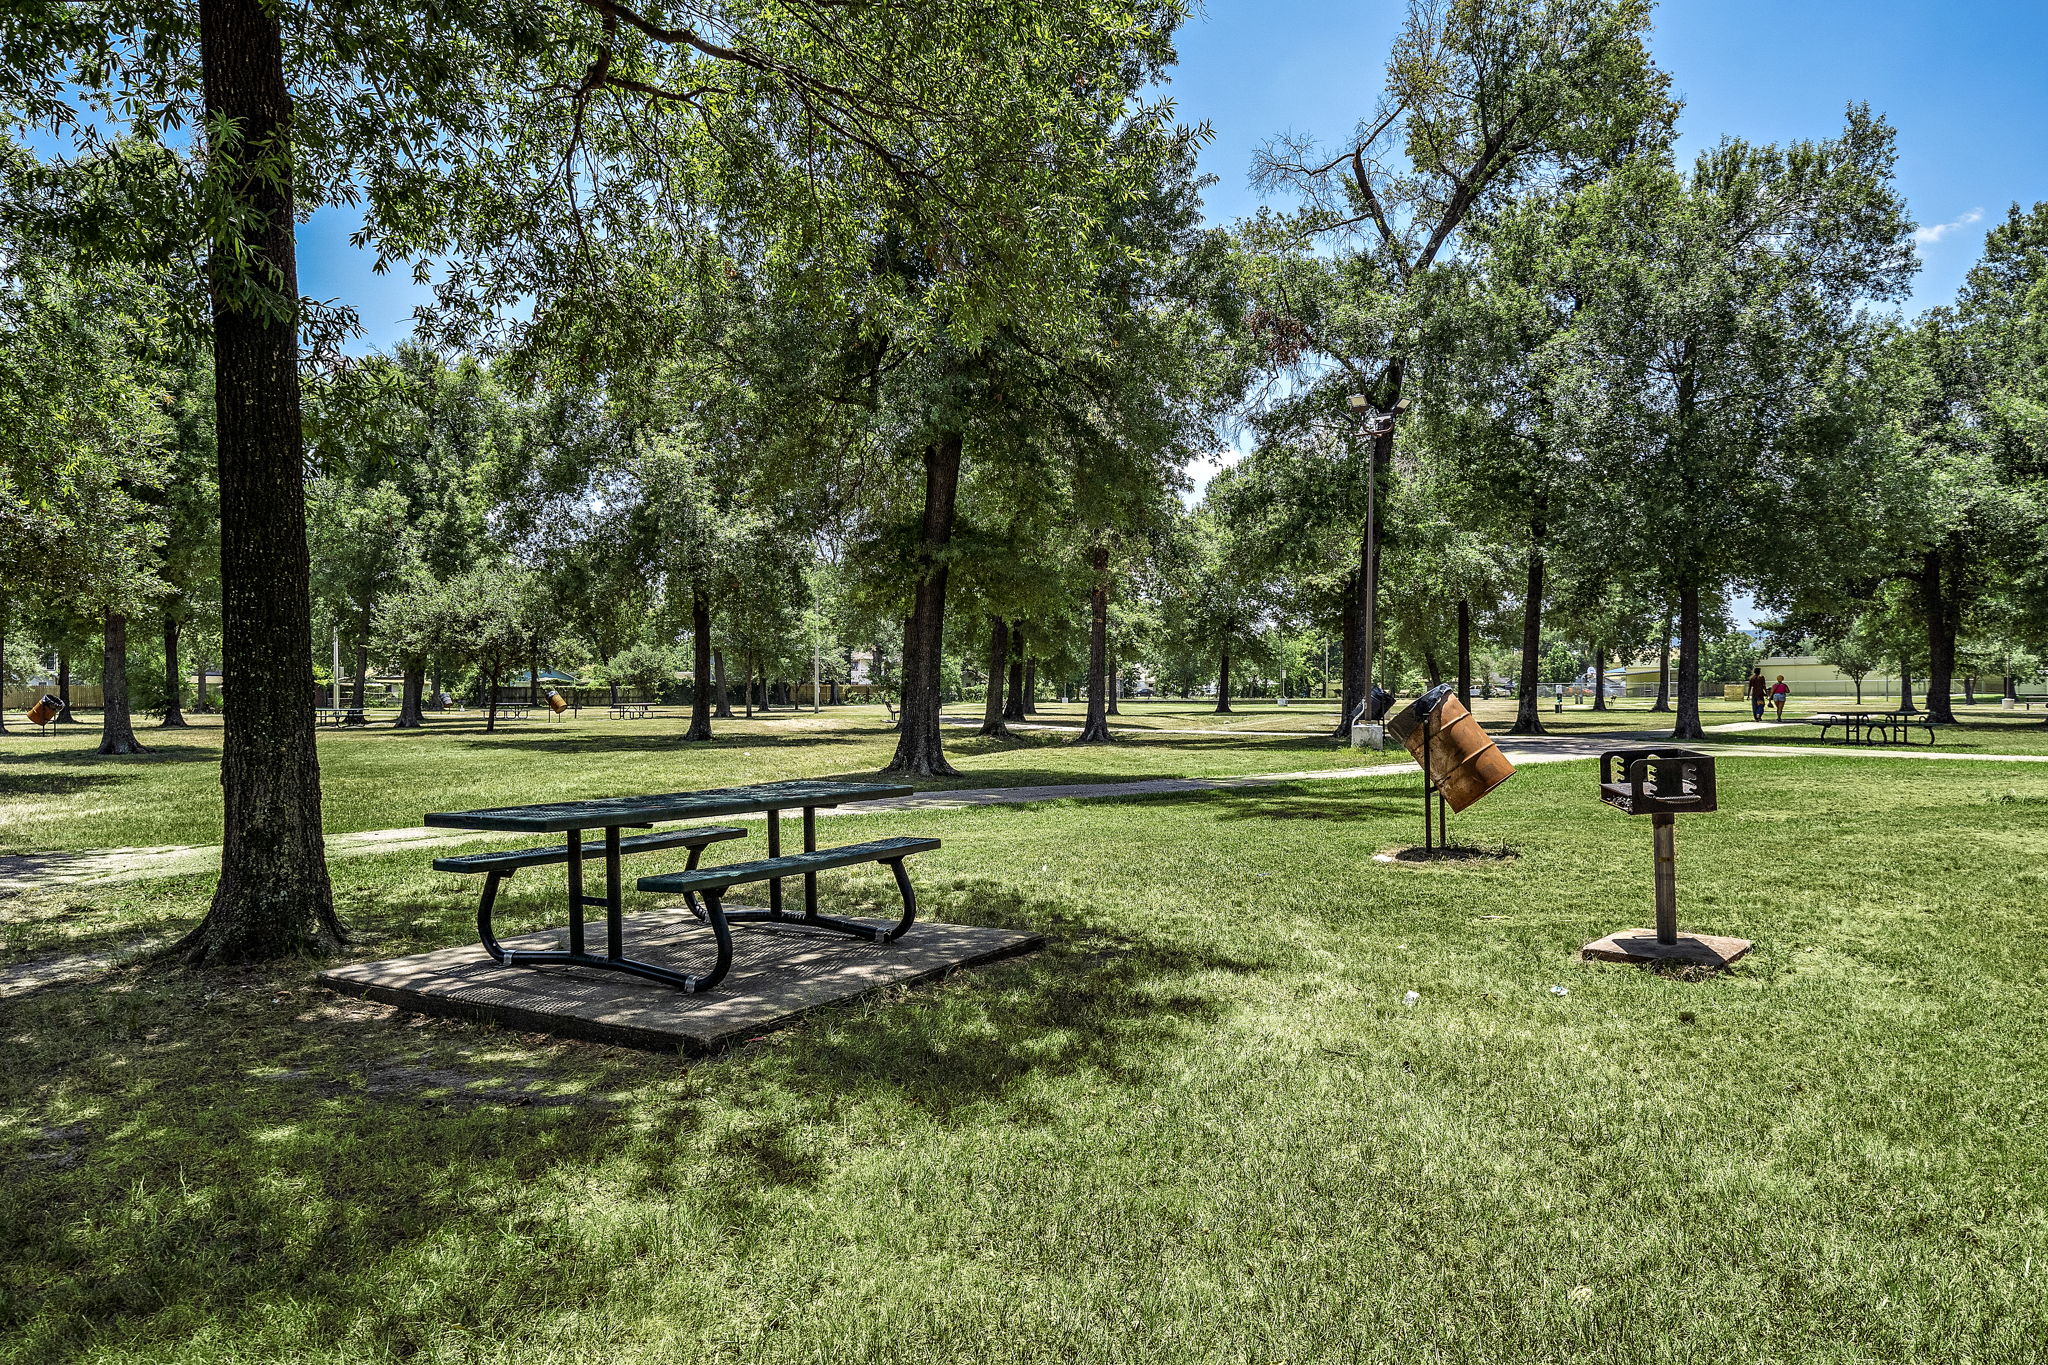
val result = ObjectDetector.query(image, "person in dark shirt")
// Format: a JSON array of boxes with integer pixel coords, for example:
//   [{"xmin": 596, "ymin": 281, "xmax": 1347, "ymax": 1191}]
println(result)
[{"xmin": 1747, "ymin": 668, "xmax": 1768, "ymax": 722}]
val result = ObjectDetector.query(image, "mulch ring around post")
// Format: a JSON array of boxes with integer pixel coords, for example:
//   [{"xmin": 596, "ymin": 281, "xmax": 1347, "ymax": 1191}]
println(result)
[{"xmin": 1371, "ymin": 843, "xmax": 1520, "ymax": 866}]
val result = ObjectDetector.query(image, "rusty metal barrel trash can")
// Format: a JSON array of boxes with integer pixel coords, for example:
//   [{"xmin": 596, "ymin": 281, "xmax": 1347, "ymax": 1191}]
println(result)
[
  {"xmin": 25, "ymin": 694, "xmax": 60, "ymax": 727},
  {"xmin": 546, "ymin": 690, "xmax": 569, "ymax": 715},
  {"xmin": 1385, "ymin": 683, "xmax": 1516, "ymax": 813}
]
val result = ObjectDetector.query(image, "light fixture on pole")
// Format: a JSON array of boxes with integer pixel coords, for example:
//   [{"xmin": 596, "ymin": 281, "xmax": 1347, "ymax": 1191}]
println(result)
[{"xmin": 1346, "ymin": 394, "xmax": 1395, "ymax": 750}]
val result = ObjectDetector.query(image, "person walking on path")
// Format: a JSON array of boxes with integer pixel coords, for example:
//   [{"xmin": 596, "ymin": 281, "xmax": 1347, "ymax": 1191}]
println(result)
[
  {"xmin": 1747, "ymin": 668, "xmax": 1768, "ymax": 722},
  {"xmin": 1771, "ymin": 675, "xmax": 1791, "ymax": 721}
]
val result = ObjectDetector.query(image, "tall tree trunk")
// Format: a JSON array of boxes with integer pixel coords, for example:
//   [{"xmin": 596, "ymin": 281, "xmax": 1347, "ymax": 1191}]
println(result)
[
  {"xmin": 1106, "ymin": 658, "xmax": 1120, "ymax": 715},
  {"xmin": 1510, "ymin": 503, "xmax": 1548, "ymax": 735},
  {"xmin": 2004, "ymin": 674, "xmax": 2017, "ymax": 702},
  {"xmin": 350, "ymin": 636, "xmax": 369, "ymax": 722},
  {"xmin": 1003, "ymin": 623, "xmax": 1027, "ymax": 722},
  {"xmin": 55, "ymin": 650, "xmax": 78, "ymax": 723},
  {"xmin": 427, "ymin": 661, "xmax": 440, "ymax": 710},
  {"xmin": 713, "ymin": 648, "xmax": 733, "ymax": 718},
  {"xmin": 1023, "ymin": 659, "xmax": 1037, "ymax": 714},
  {"xmin": 97, "ymin": 613, "xmax": 150, "ymax": 756},
  {"xmin": 757, "ymin": 666, "xmax": 772, "ymax": 711},
  {"xmin": 0, "ymin": 618, "xmax": 8, "ymax": 733},
  {"xmin": 1650, "ymin": 612, "xmax": 1673, "ymax": 712},
  {"xmin": 1333, "ymin": 567, "xmax": 1364, "ymax": 738},
  {"xmin": 1422, "ymin": 645, "xmax": 1443, "ymax": 687},
  {"xmin": 484, "ymin": 650, "xmax": 500, "ymax": 732},
  {"xmin": 174, "ymin": 0, "xmax": 339, "ymax": 963},
  {"xmin": 394, "ymin": 656, "xmax": 425, "ymax": 727},
  {"xmin": 526, "ymin": 636, "xmax": 539, "ymax": 706},
  {"xmin": 159, "ymin": 612, "xmax": 191, "ymax": 727},
  {"xmin": 1591, "ymin": 642, "xmax": 1608, "ymax": 712},
  {"xmin": 1919, "ymin": 551, "xmax": 1959, "ymax": 724},
  {"xmin": 1674, "ymin": 586, "xmax": 1705, "ymax": 741},
  {"xmin": 980, "ymin": 616, "xmax": 1011, "ymax": 738},
  {"xmin": 1078, "ymin": 546, "xmax": 1112, "ymax": 743},
  {"xmin": 887, "ymin": 432, "xmax": 964, "ymax": 775},
  {"xmin": 1898, "ymin": 656, "xmax": 1916, "ymax": 714},
  {"xmin": 1456, "ymin": 598, "xmax": 1472, "ymax": 711},
  {"xmin": 1215, "ymin": 648, "xmax": 1233, "ymax": 714},
  {"xmin": 685, "ymin": 588, "xmax": 713, "ymax": 740}
]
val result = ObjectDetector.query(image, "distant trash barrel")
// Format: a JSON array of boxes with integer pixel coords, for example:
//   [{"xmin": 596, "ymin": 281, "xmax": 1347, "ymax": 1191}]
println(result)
[
  {"xmin": 25, "ymin": 694, "xmax": 60, "ymax": 726},
  {"xmin": 546, "ymin": 690, "xmax": 569, "ymax": 715},
  {"xmin": 1385, "ymin": 683, "xmax": 1516, "ymax": 813}
]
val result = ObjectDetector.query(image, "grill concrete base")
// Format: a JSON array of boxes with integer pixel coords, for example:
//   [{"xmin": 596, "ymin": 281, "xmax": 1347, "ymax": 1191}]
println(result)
[
  {"xmin": 318, "ymin": 908, "xmax": 1043, "ymax": 1053},
  {"xmin": 1580, "ymin": 928, "xmax": 1753, "ymax": 970}
]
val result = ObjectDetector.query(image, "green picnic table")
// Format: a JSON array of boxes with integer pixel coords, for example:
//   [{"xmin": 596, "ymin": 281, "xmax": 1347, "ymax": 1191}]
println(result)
[{"xmin": 424, "ymin": 779, "xmax": 935, "ymax": 992}]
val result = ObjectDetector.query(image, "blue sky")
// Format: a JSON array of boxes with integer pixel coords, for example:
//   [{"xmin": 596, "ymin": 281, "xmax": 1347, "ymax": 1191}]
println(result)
[{"xmin": 302, "ymin": 0, "xmax": 2048, "ymax": 348}]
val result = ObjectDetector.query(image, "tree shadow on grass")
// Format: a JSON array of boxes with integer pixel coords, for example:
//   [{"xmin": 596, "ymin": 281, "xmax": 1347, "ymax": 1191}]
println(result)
[
  {"xmin": 0, "ymin": 880, "xmax": 1256, "ymax": 1354},
  {"xmin": 442, "ymin": 729, "xmax": 880, "ymax": 757},
  {"xmin": 0, "ymin": 771, "xmax": 133, "ymax": 802},
  {"xmin": 0, "ymin": 743, "xmax": 219, "ymax": 770}
]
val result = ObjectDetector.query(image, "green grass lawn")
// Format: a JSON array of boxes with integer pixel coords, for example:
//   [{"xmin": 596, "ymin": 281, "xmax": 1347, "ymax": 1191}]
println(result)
[
  {"xmin": 0, "ymin": 708, "xmax": 1374, "ymax": 856},
  {"xmin": 4, "ymin": 750, "xmax": 2045, "ymax": 1362},
  {"xmin": 8, "ymin": 697, "xmax": 2044, "ymax": 858}
]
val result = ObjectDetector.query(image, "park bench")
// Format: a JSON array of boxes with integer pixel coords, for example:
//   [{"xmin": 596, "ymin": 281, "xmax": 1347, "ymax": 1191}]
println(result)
[
  {"xmin": 435, "ymin": 825, "xmax": 748, "ymax": 964},
  {"xmin": 638, "ymin": 835, "xmax": 938, "ymax": 946}
]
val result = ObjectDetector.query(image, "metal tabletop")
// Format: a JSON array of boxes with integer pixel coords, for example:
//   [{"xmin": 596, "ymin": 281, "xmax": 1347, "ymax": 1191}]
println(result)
[{"xmin": 424, "ymin": 779, "xmax": 914, "ymax": 833}]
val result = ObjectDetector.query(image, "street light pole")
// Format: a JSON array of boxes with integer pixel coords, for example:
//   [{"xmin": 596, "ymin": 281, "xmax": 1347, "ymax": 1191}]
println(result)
[{"xmin": 1347, "ymin": 395, "xmax": 1396, "ymax": 744}]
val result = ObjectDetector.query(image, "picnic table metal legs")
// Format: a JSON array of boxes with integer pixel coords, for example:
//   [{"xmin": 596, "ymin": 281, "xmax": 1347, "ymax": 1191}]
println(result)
[
  {"xmin": 706, "ymin": 801, "xmax": 919, "ymax": 945},
  {"xmin": 477, "ymin": 825, "xmax": 730, "ymax": 992}
]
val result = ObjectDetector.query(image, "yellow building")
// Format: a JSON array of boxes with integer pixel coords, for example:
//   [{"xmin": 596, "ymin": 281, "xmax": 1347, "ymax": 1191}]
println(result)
[{"xmin": 1619, "ymin": 654, "xmax": 2035, "ymax": 703}]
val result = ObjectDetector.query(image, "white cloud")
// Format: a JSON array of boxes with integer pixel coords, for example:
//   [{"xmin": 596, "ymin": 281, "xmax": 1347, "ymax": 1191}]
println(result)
[{"xmin": 1914, "ymin": 207, "xmax": 1984, "ymax": 244}]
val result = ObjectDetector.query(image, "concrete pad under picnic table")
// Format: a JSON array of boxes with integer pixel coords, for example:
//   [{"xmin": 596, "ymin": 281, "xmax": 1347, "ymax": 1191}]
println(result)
[{"xmin": 318, "ymin": 909, "xmax": 1043, "ymax": 1054}]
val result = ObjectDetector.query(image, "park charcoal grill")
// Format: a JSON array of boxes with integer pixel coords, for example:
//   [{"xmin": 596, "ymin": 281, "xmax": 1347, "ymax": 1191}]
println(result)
[
  {"xmin": 1581, "ymin": 746, "xmax": 1748, "ymax": 969},
  {"xmin": 1597, "ymin": 747, "xmax": 1717, "ymax": 815}
]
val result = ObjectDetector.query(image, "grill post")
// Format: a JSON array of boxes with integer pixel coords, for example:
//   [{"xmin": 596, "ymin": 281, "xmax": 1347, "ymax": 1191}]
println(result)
[{"xmin": 1652, "ymin": 813, "xmax": 1677, "ymax": 945}]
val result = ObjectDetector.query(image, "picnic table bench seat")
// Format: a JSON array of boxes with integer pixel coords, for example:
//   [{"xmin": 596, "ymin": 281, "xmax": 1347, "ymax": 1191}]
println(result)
[{"xmin": 640, "ymin": 836, "xmax": 938, "ymax": 947}]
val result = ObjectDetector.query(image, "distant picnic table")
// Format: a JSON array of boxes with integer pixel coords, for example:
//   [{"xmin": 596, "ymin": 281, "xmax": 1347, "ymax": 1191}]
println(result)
[
  {"xmin": 425, "ymin": 779, "xmax": 934, "ymax": 993},
  {"xmin": 1810, "ymin": 708, "xmax": 1938, "ymax": 746},
  {"xmin": 608, "ymin": 701, "xmax": 652, "ymax": 719}
]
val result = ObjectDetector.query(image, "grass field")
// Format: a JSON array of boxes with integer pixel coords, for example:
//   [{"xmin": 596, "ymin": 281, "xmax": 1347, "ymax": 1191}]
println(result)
[
  {"xmin": 5, "ymin": 696, "xmax": 2045, "ymax": 857},
  {"xmin": 0, "ymin": 708, "xmax": 1367, "ymax": 856},
  {"xmin": 4, "ymin": 742, "xmax": 2046, "ymax": 1362}
]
